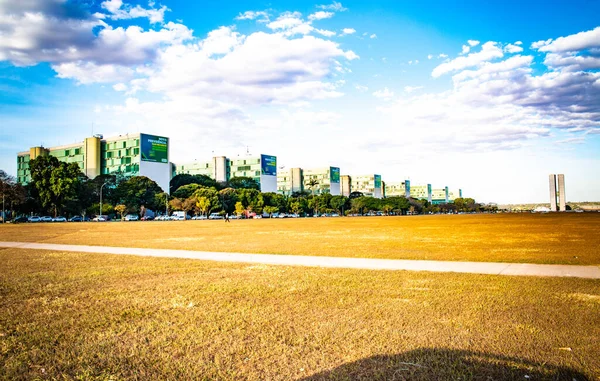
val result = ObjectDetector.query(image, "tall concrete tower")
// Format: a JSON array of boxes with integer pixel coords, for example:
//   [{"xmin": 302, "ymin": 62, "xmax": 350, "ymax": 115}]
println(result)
[
  {"xmin": 549, "ymin": 174, "xmax": 557, "ymax": 211},
  {"xmin": 557, "ymin": 174, "xmax": 566, "ymax": 211}
]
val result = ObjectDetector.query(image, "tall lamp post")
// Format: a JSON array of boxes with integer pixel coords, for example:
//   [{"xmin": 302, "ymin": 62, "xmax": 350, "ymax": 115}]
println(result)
[{"xmin": 99, "ymin": 182, "xmax": 108, "ymax": 219}]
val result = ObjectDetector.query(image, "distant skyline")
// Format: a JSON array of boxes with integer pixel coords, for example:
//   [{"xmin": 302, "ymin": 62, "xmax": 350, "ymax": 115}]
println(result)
[{"xmin": 1, "ymin": 0, "xmax": 599, "ymax": 203}]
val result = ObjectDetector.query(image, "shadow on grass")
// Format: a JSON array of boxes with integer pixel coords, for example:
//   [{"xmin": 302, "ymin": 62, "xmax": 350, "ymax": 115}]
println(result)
[{"xmin": 300, "ymin": 348, "xmax": 589, "ymax": 381}]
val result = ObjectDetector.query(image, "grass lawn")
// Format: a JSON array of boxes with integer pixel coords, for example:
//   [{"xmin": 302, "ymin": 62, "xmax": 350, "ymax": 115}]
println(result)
[
  {"xmin": 0, "ymin": 249, "xmax": 599, "ymax": 380},
  {"xmin": 1, "ymin": 213, "xmax": 600, "ymax": 265}
]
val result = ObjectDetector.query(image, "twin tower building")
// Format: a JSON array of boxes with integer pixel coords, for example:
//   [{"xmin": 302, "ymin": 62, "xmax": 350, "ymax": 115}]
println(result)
[{"xmin": 549, "ymin": 174, "xmax": 567, "ymax": 212}]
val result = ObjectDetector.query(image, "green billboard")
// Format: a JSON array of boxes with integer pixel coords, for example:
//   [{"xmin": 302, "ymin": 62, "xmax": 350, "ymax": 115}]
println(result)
[
  {"xmin": 140, "ymin": 134, "xmax": 169, "ymax": 163},
  {"xmin": 261, "ymin": 154, "xmax": 277, "ymax": 176},
  {"xmin": 330, "ymin": 167, "xmax": 340, "ymax": 183},
  {"xmin": 374, "ymin": 174, "xmax": 382, "ymax": 189}
]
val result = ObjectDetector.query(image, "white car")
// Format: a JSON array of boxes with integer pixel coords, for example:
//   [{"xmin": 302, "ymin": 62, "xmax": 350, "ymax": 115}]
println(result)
[
  {"xmin": 52, "ymin": 216, "xmax": 67, "ymax": 222},
  {"xmin": 28, "ymin": 216, "xmax": 41, "ymax": 223},
  {"xmin": 93, "ymin": 216, "xmax": 107, "ymax": 222},
  {"xmin": 192, "ymin": 215, "xmax": 207, "ymax": 220},
  {"xmin": 41, "ymin": 216, "xmax": 53, "ymax": 222},
  {"xmin": 125, "ymin": 214, "xmax": 139, "ymax": 221},
  {"xmin": 209, "ymin": 213, "xmax": 224, "ymax": 220}
]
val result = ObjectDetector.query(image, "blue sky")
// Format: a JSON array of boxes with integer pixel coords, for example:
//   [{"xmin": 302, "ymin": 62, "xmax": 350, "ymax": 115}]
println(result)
[{"xmin": 1, "ymin": 0, "xmax": 599, "ymax": 203}]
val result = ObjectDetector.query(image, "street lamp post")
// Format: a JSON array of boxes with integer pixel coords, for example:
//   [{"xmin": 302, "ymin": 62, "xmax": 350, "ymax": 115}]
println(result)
[{"xmin": 99, "ymin": 182, "xmax": 108, "ymax": 219}]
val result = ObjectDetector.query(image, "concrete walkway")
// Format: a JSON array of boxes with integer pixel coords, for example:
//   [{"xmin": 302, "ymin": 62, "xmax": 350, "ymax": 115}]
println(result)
[{"xmin": 1, "ymin": 241, "xmax": 599, "ymax": 279}]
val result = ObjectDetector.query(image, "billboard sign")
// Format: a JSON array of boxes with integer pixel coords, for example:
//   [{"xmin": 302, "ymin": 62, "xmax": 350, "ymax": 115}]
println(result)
[
  {"xmin": 374, "ymin": 174, "xmax": 382, "ymax": 189},
  {"xmin": 405, "ymin": 180, "xmax": 411, "ymax": 197},
  {"xmin": 261, "ymin": 154, "xmax": 277, "ymax": 176},
  {"xmin": 330, "ymin": 167, "xmax": 340, "ymax": 183},
  {"xmin": 140, "ymin": 134, "xmax": 169, "ymax": 163},
  {"xmin": 445, "ymin": 186, "xmax": 449, "ymax": 202}
]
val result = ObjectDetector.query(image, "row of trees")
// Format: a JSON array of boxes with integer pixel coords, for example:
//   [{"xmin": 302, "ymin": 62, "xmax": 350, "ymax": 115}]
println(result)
[{"xmin": 0, "ymin": 157, "xmax": 486, "ymax": 220}]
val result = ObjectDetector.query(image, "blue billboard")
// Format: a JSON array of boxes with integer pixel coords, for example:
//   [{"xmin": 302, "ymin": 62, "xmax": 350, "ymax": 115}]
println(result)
[
  {"xmin": 140, "ymin": 134, "xmax": 168, "ymax": 163},
  {"xmin": 405, "ymin": 180, "xmax": 411, "ymax": 197},
  {"xmin": 261, "ymin": 154, "xmax": 277, "ymax": 176},
  {"xmin": 330, "ymin": 167, "xmax": 340, "ymax": 183},
  {"xmin": 374, "ymin": 175, "xmax": 382, "ymax": 189}
]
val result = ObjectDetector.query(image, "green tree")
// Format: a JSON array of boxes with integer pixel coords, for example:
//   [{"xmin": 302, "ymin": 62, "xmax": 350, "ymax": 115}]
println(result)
[
  {"xmin": 329, "ymin": 195, "xmax": 348, "ymax": 216},
  {"xmin": 29, "ymin": 156, "xmax": 85, "ymax": 217},
  {"xmin": 0, "ymin": 170, "xmax": 26, "ymax": 220},
  {"xmin": 306, "ymin": 178, "xmax": 319, "ymax": 195},
  {"xmin": 169, "ymin": 198, "xmax": 184, "ymax": 211},
  {"xmin": 227, "ymin": 176, "xmax": 260, "ymax": 190},
  {"xmin": 193, "ymin": 186, "xmax": 220, "ymax": 214},
  {"xmin": 218, "ymin": 187, "xmax": 238, "ymax": 214},
  {"xmin": 172, "ymin": 183, "xmax": 201, "ymax": 199},
  {"xmin": 170, "ymin": 174, "xmax": 219, "ymax": 194},
  {"xmin": 114, "ymin": 176, "xmax": 164, "ymax": 212},
  {"xmin": 264, "ymin": 205, "xmax": 279, "ymax": 218}
]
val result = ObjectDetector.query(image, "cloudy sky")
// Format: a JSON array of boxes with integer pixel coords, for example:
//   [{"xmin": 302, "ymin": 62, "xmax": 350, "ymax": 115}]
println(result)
[{"xmin": 1, "ymin": 0, "xmax": 599, "ymax": 203}]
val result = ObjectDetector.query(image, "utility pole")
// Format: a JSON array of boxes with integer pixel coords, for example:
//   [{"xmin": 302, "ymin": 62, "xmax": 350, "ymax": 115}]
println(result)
[{"xmin": 99, "ymin": 182, "xmax": 108, "ymax": 219}]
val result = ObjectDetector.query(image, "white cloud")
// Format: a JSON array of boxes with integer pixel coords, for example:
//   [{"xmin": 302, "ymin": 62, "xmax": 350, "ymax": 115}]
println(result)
[
  {"xmin": 404, "ymin": 86, "xmax": 423, "ymax": 93},
  {"xmin": 533, "ymin": 26, "xmax": 600, "ymax": 53},
  {"xmin": 235, "ymin": 11, "xmax": 269, "ymax": 22},
  {"xmin": 438, "ymin": 53, "xmax": 448, "ymax": 59},
  {"xmin": 342, "ymin": 28, "xmax": 356, "ymax": 35},
  {"xmin": 432, "ymin": 42, "xmax": 504, "ymax": 78},
  {"xmin": 544, "ymin": 53, "xmax": 600, "ymax": 72},
  {"xmin": 514, "ymin": 41, "xmax": 523, "ymax": 45},
  {"xmin": 308, "ymin": 11, "xmax": 334, "ymax": 21},
  {"xmin": 504, "ymin": 43, "xmax": 523, "ymax": 53},
  {"xmin": 427, "ymin": 54, "xmax": 433, "ymax": 60},
  {"xmin": 199, "ymin": 26, "xmax": 245, "ymax": 56},
  {"xmin": 461, "ymin": 45, "xmax": 470, "ymax": 54},
  {"xmin": 355, "ymin": 84, "xmax": 368, "ymax": 91},
  {"xmin": 373, "ymin": 87, "xmax": 394, "ymax": 100},
  {"xmin": 113, "ymin": 83, "xmax": 128, "ymax": 91},
  {"xmin": 315, "ymin": 29, "xmax": 336, "ymax": 37},
  {"xmin": 370, "ymin": 34, "xmax": 377, "ymax": 39},
  {"xmin": 317, "ymin": 2, "xmax": 347, "ymax": 11},
  {"xmin": 408, "ymin": 60, "xmax": 419, "ymax": 65},
  {"xmin": 101, "ymin": 0, "xmax": 169, "ymax": 24},
  {"xmin": 53, "ymin": 62, "xmax": 135, "ymax": 84},
  {"xmin": 468, "ymin": 40, "xmax": 480, "ymax": 47}
]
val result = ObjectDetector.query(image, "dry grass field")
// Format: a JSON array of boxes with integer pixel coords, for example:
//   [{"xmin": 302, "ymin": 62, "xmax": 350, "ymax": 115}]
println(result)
[
  {"xmin": 1, "ymin": 213, "xmax": 600, "ymax": 265},
  {"xmin": 1, "ymin": 249, "xmax": 599, "ymax": 380}
]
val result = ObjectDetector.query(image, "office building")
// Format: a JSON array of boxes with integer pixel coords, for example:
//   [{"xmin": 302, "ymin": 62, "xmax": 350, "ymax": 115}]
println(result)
[
  {"xmin": 175, "ymin": 156, "xmax": 230, "ymax": 182},
  {"xmin": 341, "ymin": 175, "xmax": 351, "ymax": 197},
  {"xmin": 17, "ymin": 133, "xmax": 171, "ymax": 193},
  {"xmin": 277, "ymin": 168, "xmax": 304, "ymax": 195},
  {"xmin": 352, "ymin": 174, "xmax": 383, "ymax": 198},
  {"xmin": 303, "ymin": 167, "xmax": 341, "ymax": 195},
  {"xmin": 229, "ymin": 154, "xmax": 277, "ymax": 193},
  {"xmin": 431, "ymin": 187, "xmax": 449, "ymax": 204}
]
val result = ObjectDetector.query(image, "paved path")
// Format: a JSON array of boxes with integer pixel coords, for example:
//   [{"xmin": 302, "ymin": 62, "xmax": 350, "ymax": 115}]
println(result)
[{"xmin": 1, "ymin": 241, "xmax": 599, "ymax": 279}]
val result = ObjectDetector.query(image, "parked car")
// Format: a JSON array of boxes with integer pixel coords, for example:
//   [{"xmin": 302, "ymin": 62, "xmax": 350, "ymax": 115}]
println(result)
[
  {"xmin": 125, "ymin": 214, "xmax": 139, "ymax": 221},
  {"xmin": 209, "ymin": 213, "xmax": 224, "ymax": 220},
  {"xmin": 69, "ymin": 216, "xmax": 82, "ymax": 222},
  {"xmin": 28, "ymin": 216, "xmax": 41, "ymax": 222},
  {"xmin": 41, "ymin": 216, "xmax": 53, "ymax": 222},
  {"xmin": 93, "ymin": 215, "xmax": 107, "ymax": 222},
  {"xmin": 141, "ymin": 216, "xmax": 154, "ymax": 221},
  {"xmin": 13, "ymin": 216, "xmax": 29, "ymax": 223},
  {"xmin": 192, "ymin": 215, "xmax": 207, "ymax": 220},
  {"xmin": 52, "ymin": 216, "xmax": 67, "ymax": 222}
]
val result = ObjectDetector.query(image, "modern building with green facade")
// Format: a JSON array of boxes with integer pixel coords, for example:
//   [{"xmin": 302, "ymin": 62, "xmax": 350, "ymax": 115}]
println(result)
[
  {"xmin": 176, "ymin": 154, "xmax": 277, "ymax": 193},
  {"xmin": 17, "ymin": 133, "xmax": 171, "ymax": 193}
]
